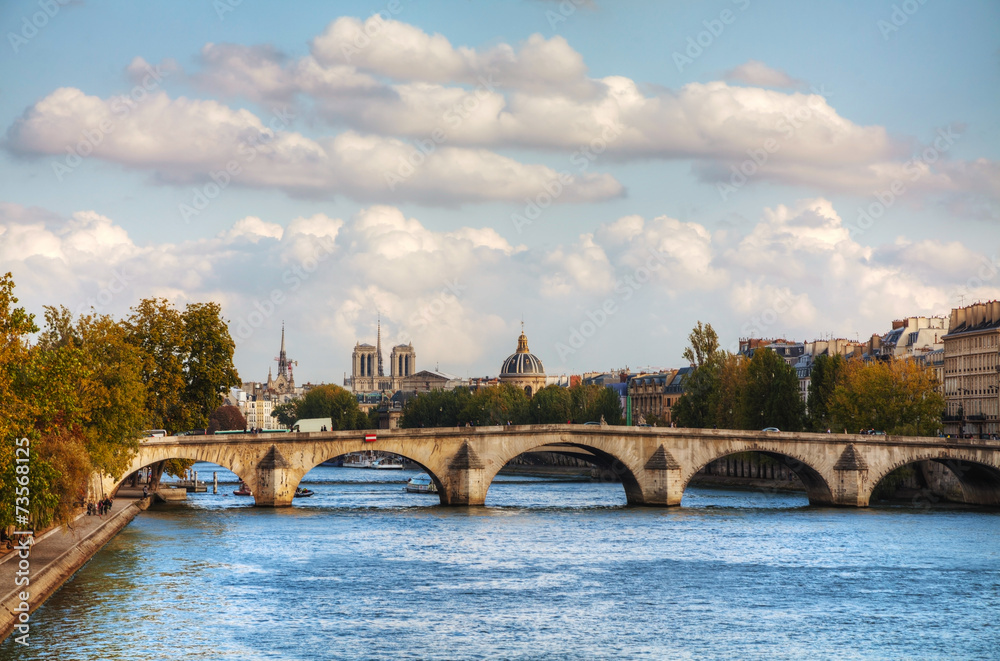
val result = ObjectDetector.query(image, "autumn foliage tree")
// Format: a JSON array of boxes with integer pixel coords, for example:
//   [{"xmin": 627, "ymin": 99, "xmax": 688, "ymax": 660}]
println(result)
[
  {"xmin": 828, "ymin": 358, "xmax": 943, "ymax": 435},
  {"xmin": 0, "ymin": 274, "xmax": 244, "ymax": 527},
  {"xmin": 207, "ymin": 405, "xmax": 247, "ymax": 433}
]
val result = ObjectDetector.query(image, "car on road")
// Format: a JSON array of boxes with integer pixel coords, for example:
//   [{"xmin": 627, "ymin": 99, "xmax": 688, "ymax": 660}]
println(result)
[{"xmin": 762, "ymin": 427, "xmax": 780, "ymax": 432}]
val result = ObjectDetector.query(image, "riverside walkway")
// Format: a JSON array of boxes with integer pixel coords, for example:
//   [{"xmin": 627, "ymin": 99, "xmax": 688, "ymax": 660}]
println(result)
[{"xmin": 0, "ymin": 497, "xmax": 147, "ymax": 641}]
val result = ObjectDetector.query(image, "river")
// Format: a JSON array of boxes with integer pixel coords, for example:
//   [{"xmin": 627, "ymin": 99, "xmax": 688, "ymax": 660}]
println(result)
[{"xmin": 3, "ymin": 462, "xmax": 998, "ymax": 660}]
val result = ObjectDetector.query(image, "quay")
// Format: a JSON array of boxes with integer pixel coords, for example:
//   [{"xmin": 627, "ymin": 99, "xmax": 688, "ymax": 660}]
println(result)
[{"xmin": 0, "ymin": 496, "xmax": 149, "ymax": 641}]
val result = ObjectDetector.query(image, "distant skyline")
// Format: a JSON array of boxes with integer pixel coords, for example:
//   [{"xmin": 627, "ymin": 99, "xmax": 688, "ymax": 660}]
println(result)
[{"xmin": 1, "ymin": 0, "xmax": 998, "ymax": 383}]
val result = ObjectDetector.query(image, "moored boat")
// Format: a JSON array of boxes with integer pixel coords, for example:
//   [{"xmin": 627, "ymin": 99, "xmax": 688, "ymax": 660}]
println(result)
[
  {"xmin": 372, "ymin": 457, "xmax": 404, "ymax": 470},
  {"xmin": 405, "ymin": 473, "xmax": 437, "ymax": 494}
]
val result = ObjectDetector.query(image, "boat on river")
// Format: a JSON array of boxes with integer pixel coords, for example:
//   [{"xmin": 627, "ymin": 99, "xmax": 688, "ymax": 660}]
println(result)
[
  {"xmin": 342, "ymin": 452, "xmax": 375, "ymax": 468},
  {"xmin": 234, "ymin": 481, "xmax": 252, "ymax": 496},
  {"xmin": 294, "ymin": 487, "xmax": 314, "ymax": 498},
  {"xmin": 404, "ymin": 473, "xmax": 437, "ymax": 494},
  {"xmin": 372, "ymin": 457, "xmax": 404, "ymax": 470}
]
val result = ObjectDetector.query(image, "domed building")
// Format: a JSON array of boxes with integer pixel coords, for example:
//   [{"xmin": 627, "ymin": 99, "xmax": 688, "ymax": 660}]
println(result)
[{"xmin": 499, "ymin": 326, "xmax": 546, "ymax": 397}]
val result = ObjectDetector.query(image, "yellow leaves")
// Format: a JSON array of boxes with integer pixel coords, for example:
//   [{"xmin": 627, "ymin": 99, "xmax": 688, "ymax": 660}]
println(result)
[{"xmin": 829, "ymin": 357, "xmax": 944, "ymax": 435}]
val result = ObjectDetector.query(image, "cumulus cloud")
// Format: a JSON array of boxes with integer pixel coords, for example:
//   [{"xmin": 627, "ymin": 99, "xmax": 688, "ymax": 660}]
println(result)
[
  {"xmin": 723, "ymin": 60, "xmax": 805, "ymax": 89},
  {"xmin": 5, "ymin": 88, "xmax": 623, "ymax": 206},
  {"xmin": 8, "ymin": 16, "xmax": 996, "ymax": 206},
  {"xmin": 3, "ymin": 195, "xmax": 997, "ymax": 377}
]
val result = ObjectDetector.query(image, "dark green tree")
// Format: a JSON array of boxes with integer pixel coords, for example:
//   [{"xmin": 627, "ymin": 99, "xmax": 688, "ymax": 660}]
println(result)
[
  {"xmin": 570, "ymin": 383, "xmax": 623, "ymax": 424},
  {"xmin": 297, "ymin": 384, "xmax": 368, "ymax": 430},
  {"xmin": 271, "ymin": 402, "xmax": 298, "ymax": 428},
  {"xmin": 807, "ymin": 354, "xmax": 845, "ymax": 431},
  {"xmin": 399, "ymin": 388, "xmax": 473, "ymax": 428},
  {"xmin": 182, "ymin": 302, "xmax": 241, "ymax": 429},
  {"xmin": 530, "ymin": 385, "xmax": 573, "ymax": 423},
  {"xmin": 459, "ymin": 383, "xmax": 530, "ymax": 426},
  {"xmin": 739, "ymin": 348, "xmax": 805, "ymax": 431}
]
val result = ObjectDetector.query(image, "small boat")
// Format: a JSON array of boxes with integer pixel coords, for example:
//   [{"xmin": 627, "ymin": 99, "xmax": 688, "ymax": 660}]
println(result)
[
  {"xmin": 405, "ymin": 473, "xmax": 437, "ymax": 494},
  {"xmin": 371, "ymin": 457, "xmax": 404, "ymax": 470},
  {"xmin": 342, "ymin": 452, "xmax": 374, "ymax": 468},
  {"xmin": 233, "ymin": 481, "xmax": 252, "ymax": 496},
  {"xmin": 294, "ymin": 487, "xmax": 314, "ymax": 498}
]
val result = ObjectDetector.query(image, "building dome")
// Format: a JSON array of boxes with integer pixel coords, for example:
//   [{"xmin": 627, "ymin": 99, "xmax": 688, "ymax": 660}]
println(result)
[{"xmin": 500, "ymin": 331, "xmax": 545, "ymax": 375}]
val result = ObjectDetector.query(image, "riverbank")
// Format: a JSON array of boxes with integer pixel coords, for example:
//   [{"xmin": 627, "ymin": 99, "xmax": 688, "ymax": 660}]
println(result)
[{"xmin": 0, "ymin": 497, "xmax": 148, "ymax": 642}]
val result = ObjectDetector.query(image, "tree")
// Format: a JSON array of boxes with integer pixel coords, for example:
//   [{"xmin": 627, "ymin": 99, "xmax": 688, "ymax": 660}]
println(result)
[
  {"xmin": 124, "ymin": 298, "xmax": 240, "ymax": 433},
  {"xmin": 530, "ymin": 385, "xmax": 573, "ymax": 424},
  {"xmin": 682, "ymin": 321, "xmax": 721, "ymax": 368},
  {"xmin": 271, "ymin": 402, "xmax": 298, "ymax": 428},
  {"xmin": 296, "ymin": 384, "xmax": 368, "ymax": 430},
  {"xmin": 459, "ymin": 383, "xmax": 530, "ymax": 426},
  {"xmin": 208, "ymin": 405, "xmax": 247, "ymax": 433},
  {"xmin": 570, "ymin": 384, "xmax": 623, "ymax": 424},
  {"xmin": 181, "ymin": 302, "xmax": 241, "ymax": 429},
  {"xmin": 399, "ymin": 388, "xmax": 472, "ymax": 428},
  {"xmin": 807, "ymin": 354, "xmax": 845, "ymax": 431},
  {"xmin": 739, "ymin": 348, "xmax": 805, "ymax": 431},
  {"xmin": 124, "ymin": 298, "xmax": 188, "ymax": 432},
  {"xmin": 711, "ymin": 353, "xmax": 747, "ymax": 429},
  {"xmin": 672, "ymin": 363, "xmax": 721, "ymax": 428},
  {"xmin": 829, "ymin": 359, "xmax": 944, "ymax": 435},
  {"xmin": 673, "ymin": 321, "xmax": 727, "ymax": 428}
]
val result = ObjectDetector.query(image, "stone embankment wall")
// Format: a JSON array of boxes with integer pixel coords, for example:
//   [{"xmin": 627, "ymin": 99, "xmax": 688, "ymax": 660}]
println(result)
[{"xmin": 0, "ymin": 498, "xmax": 149, "ymax": 641}]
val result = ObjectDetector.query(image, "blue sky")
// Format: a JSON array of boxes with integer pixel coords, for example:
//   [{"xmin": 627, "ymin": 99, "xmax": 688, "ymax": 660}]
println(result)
[{"xmin": 1, "ymin": 0, "xmax": 998, "ymax": 383}]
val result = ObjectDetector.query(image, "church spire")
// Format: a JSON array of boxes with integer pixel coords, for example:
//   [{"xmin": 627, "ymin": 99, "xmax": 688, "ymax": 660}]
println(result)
[
  {"xmin": 277, "ymin": 322, "xmax": 288, "ymax": 378},
  {"xmin": 376, "ymin": 313, "xmax": 384, "ymax": 377}
]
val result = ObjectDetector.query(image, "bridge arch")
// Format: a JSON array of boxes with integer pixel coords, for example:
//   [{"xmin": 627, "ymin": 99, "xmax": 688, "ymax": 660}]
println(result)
[
  {"xmin": 683, "ymin": 447, "xmax": 835, "ymax": 506},
  {"xmin": 869, "ymin": 454, "xmax": 1000, "ymax": 507},
  {"xmin": 481, "ymin": 435, "xmax": 648, "ymax": 505},
  {"xmin": 295, "ymin": 448, "xmax": 448, "ymax": 505},
  {"xmin": 108, "ymin": 447, "xmax": 257, "ymax": 499}
]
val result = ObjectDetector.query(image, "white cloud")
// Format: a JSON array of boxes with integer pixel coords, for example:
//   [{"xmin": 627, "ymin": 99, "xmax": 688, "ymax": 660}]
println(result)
[
  {"xmin": 3, "ymin": 193, "xmax": 998, "ymax": 379},
  {"xmin": 723, "ymin": 60, "xmax": 805, "ymax": 89},
  {"xmin": 6, "ymin": 88, "xmax": 623, "ymax": 206}
]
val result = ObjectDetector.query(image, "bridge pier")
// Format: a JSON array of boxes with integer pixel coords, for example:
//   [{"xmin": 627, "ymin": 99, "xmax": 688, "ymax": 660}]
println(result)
[
  {"xmin": 439, "ymin": 442, "xmax": 489, "ymax": 506},
  {"xmin": 637, "ymin": 446, "xmax": 683, "ymax": 506},
  {"xmin": 832, "ymin": 444, "xmax": 871, "ymax": 507},
  {"xmin": 252, "ymin": 446, "xmax": 298, "ymax": 507}
]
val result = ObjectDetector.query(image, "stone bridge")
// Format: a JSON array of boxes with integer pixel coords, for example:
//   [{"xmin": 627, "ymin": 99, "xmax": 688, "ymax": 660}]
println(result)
[{"xmin": 106, "ymin": 426, "xmax": 1000, "ymax": 508}]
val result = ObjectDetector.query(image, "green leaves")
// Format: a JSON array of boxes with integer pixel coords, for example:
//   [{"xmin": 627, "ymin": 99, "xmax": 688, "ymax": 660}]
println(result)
[
  {"xmin": 0, "ymin": 276, "xmax": 243, "ymax": 529},
  {"xmin": 672, "ymin": 322, "xmax": 804, "ymax": 431},
  {"xmin": 295, "ymin": 384, "xmax": 369, "ymax": 430}
]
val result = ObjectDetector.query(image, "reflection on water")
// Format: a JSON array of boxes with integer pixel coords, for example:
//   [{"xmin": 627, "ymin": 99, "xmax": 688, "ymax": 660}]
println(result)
[{"xmin": 3, "ymin": 463, "xmax": 998, "ymax": 660}]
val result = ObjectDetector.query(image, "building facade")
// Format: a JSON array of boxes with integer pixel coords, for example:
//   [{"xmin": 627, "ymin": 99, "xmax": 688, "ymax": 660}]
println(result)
[
  {"xmin": 346, "ymin": 318, "xmax": 416, "ymax": 394},
  {"xmin": 942, "ymin": 301, "xmax": 1000, "ymax": 438}
]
